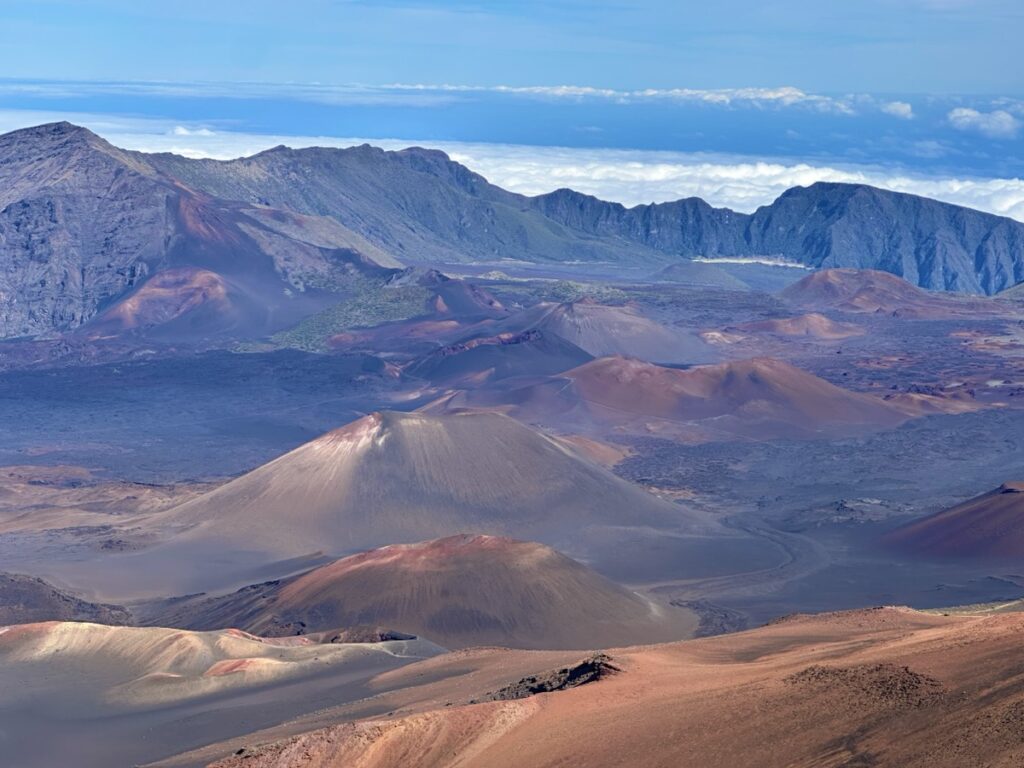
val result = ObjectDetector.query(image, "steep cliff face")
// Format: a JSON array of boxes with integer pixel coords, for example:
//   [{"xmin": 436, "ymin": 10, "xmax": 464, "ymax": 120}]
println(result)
[
  {"xmin": 745, "ymin": 183, "xmax": 1024, "ymax": 294},
  {"xmin": 532, "ymin": 183, "xmax": 1024, "ymax": 294},
  {"xmin": 160, "ymin": 142, "xmax": 1023, "ymax": 295},
  {"xmin": 530, "ymin": 189, "xmax": 747, "ymax": 255},
  {"xmin": 0, "ymin": 123, "xmax": 173, "ymax": 337}
]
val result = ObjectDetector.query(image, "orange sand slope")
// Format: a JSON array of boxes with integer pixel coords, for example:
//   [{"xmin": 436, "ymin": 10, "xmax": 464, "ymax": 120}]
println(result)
[{"xmin": 202, "ymin": 607, "xmax": 1024, "ymax": 768}]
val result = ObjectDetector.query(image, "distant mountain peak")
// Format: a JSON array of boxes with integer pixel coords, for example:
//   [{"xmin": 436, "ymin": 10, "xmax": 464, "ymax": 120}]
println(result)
[{"xmin": 20, "ymin": 120, "xmax": 91, "ymax": 137}]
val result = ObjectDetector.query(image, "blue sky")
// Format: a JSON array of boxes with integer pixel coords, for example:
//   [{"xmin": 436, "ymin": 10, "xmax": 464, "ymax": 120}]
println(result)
[
  {"xmin": 0, "ymin": 1, "xmax": 1022, "ymax": 218},
  {"xmin": 1, "ymin": 0, "xmax": 1020, "ymax": 92}
]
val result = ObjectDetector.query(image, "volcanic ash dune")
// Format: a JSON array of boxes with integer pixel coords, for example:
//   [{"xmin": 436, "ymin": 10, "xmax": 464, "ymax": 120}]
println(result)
[
  {"xmin": 0, "ymin": 621, "xmax": 437, "ymax": 711},
  {"xmin": 150, "ymin": 410, "xmax": 699, "ymax": 564},
  {"xmin": 406, "ymin": 329, "xmax": 593, "ymax": 386},
  {"xmin": 504, "ymin": 300, "xmax": 716, "ymax": 364},
  {"xmin": 157, "ymin": 534, "xmax": 694, "ymax": 650},
  {"xmin": 0, "ymin": 621, "xmax": 441, "ymax": 768},
  {"xmin": 884, "ymin": 482, "xmax": 1024, "ymax": 559}
]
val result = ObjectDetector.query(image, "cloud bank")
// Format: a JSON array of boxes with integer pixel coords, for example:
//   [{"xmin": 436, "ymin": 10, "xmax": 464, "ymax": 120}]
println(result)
[{"xmin": 385, "ymin": 83, "xmax": 863, "ymax": 114}]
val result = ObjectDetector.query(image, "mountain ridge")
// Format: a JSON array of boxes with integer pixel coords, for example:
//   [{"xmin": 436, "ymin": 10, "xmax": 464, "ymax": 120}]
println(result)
[{"xmin": 2, "ymin": 121, "xmax": 1023, "ymax": 341}]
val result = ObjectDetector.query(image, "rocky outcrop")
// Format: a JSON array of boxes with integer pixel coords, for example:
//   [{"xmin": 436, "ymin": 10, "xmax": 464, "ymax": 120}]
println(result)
[
  {"xmin": 480, "ymin": 653, "xmax": 618, "ymax": 701},
  {"xmin": 746, "ymin": 183, "xmax": 1024, "ymax": 294},
  {"xmin": 0, "ymin": 572, "xmax": 132, "ymax": 625}
]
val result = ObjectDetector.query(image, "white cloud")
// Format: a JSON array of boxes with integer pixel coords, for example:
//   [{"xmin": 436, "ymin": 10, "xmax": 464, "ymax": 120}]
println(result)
[
  {"xmin": 881, "ymin": 101, "xmax": 914, "ymax": 119},
  {"xmin": 442, "ymin": 143, "xmax": 1024, "ymax": 222},
  {"xmin": 2, "ymin": 108, "xmax": 1024, "ymax": 223},
  {"xmin": 948, "ymin": 107, "xmax": 1021, "ymax": 139},
  {"xmin": 171, "ymin": 125, "xmax": 216, "ymax": 136}
]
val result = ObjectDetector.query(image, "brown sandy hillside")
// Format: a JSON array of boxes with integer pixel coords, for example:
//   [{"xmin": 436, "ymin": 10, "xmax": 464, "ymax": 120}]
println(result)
[
  {"xmin": 152, "ymin": 534, "xmax": 694, "ymax": 650},
  {"xmin": 0, "ymin": 621, "xmax": 444, "ymax": 768},
  {"xmin": 501, "ymin": 300, "xmax": 715, "ymax": 364},
  {"xmin": 731, "ymin": 312, "xmax": 865, "ymax": 339},
  {"xmin": 444, "ymin": 356, "xmax": 913, "ymax": 441},
  {"xmin": 884, "ymin": 481, "xmax": 1024, "ymax": 558},
  {"xmin": 781, "ymin": 268, "xmax": 991, "ymax": 318}
]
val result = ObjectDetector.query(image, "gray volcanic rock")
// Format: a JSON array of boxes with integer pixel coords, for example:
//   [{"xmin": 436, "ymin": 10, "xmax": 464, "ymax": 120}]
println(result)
[
  {"xmin": 0, "ymin": 123, "xmax": 171, "ymax": 337},
  {"xmin": 535, "ymin": 183, "xmax": 1024, "ymax": 294},
  {"xmin": 745, "ymin": 183, "xmax": 1024, "ymax": 294},
  {"xmin": 0, "ymin": 123, "xmax": 398, "ymax": 340},
  {"xmin": 145, "ymin": 144, "xmax": 666, "ymax": 268},
  {"xmin": 147, "ymin": 145, "xmax": 1024, "ymax": 294},
  {"xmin": 0, "ymin": 572, "xmax": 131, "ymax": 625},
  {"xmin": 531, "ymin": 189, "xmax": 747, "ymax": 255}
]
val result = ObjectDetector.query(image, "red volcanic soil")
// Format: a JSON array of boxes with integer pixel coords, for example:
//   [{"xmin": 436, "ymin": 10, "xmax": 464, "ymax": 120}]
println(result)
[
  {"xmin": 176, "ymin": 191, "xmax": 246, "ymax": 246},
  {"xmin": 453, "ymin": 356, "xmax": 911, "ymax": 441},
  {"xmin": 203, "ymin": 607, "xmax": 1024, "ymax": 768},
  {"xmin": 162, "ymin": 534, "xmax": 694, "ymax": 649},
  {"xmin": 429, "ymin": 277, "xmax": 505, "ymax": 318},
  {"xmin": 568, "ymin": 356, "xmax": 901, "ymax": 425},
  {"xmin": 91, "ymin": 267, "xmax": 230, "ymax": 334},
  {"xmin": 731, "ymin": 312, "xmax": 865, "ymax": 339},
  {"xmin": 884, "ymin": 482, "xmax": 1024, "ymax": 558},
  {"xmin": 327, "ymin": 318, "xmax": 464, "ymax": 352},
  {"xmin": 781, "ymin": 268, "xmax": 986, "ymax": 317}
]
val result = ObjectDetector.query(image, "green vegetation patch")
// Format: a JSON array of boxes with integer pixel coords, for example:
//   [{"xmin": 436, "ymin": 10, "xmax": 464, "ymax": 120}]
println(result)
[{"xmin": 269, "ymin": 282, "xmax": 433, "ymax": 352}]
